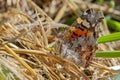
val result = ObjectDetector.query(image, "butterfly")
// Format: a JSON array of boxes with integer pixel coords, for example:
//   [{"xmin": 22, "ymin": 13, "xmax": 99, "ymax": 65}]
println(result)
[{"xmin": 61, "ymin": 8, "xmax": 104, "ymax": 67}]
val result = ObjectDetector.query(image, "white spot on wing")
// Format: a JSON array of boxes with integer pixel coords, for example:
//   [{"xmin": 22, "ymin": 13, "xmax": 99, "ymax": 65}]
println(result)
[{"xmin": 83, "ymin": 12, "xmax": 88, "ymax": 16}]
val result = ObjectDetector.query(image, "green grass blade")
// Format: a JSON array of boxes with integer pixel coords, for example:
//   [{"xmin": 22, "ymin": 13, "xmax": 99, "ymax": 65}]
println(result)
[
  {"xmin": 96, "ymin": 51, "xmax": 120, "ymax": 58},
  {"xmin": 97, "ymin": 32, "xmax": 120, "ymax": 43},
  {"xmin": 106, "ymin": 19, "xmax": 120, "ymax": 32}
]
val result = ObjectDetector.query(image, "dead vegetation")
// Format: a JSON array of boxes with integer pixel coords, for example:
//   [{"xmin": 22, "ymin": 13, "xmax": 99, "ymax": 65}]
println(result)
[{"xmin": 0, "ymin": 0, "xmax": 120, "ymax": 80}]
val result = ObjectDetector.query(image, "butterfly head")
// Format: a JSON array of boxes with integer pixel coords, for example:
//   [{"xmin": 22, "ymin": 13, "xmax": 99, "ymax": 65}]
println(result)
[{"xmin": 81, "ymin": 8, "xmax": 104, "ymax": 28}]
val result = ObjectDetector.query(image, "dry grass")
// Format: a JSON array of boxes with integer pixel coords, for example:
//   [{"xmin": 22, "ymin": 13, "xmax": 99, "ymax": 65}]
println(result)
[{"xmin": 0, "ymin": 0, "xmax": 120, "ymax": 80}]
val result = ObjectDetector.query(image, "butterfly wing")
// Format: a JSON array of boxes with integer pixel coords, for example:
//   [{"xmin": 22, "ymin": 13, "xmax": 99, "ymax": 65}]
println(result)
[{"xmin": 61, "ymin": 9, "xmax": 104, "ymax": 67}]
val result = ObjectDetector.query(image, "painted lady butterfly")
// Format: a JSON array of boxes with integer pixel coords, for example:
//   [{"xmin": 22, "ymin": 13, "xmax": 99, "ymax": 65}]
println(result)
[{"xmin": 61, "ymin": 8, "xmax": 104, "ymax": 67}]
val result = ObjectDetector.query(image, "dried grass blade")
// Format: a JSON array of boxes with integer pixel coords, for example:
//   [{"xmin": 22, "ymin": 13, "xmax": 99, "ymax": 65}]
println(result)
[
  {"xmin": 54, "ymin": 4, "xmax": 67, "ymax": 22},
  {"xmin": 3, "ymin": 45, "xmax": 37, "ymax": 79}
]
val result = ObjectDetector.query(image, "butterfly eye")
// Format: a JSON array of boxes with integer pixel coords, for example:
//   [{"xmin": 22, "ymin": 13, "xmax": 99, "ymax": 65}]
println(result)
[
  {"xmin": 86, "ymin": 8, "xmax": 93, "ymax": 14},
  {"xmin": 81, "ymin": 9, "xmax": 91, "ymax": 19}
]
